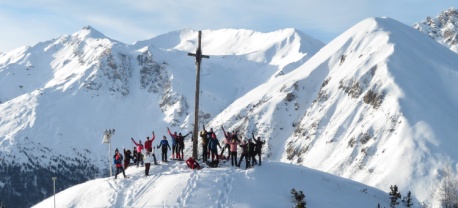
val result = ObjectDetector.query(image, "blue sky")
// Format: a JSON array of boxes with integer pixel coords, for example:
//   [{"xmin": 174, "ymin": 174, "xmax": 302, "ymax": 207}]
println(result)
[{"xmin": 0, "ymin": 0, "xmax": 457, "ymax": 52}]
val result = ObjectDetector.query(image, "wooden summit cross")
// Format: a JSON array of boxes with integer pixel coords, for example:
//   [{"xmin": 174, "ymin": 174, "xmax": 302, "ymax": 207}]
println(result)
[{"xmin": 188, "ymin": 31, "xmax": 209, "ymax": 159}]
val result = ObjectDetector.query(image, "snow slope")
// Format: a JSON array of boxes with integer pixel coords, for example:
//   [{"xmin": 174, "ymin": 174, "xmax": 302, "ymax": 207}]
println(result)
[
  {"xmin": 205, "ymin": 17, "xmax": 458, "ymax": 206},
  {"xmin": 33, "ymin": 161, "xmax": 394, "ymax": 208}
]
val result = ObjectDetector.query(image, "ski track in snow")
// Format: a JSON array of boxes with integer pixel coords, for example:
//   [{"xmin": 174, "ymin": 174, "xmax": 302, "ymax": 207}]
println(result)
[
  {"xmin": 216, "ymin": 168, "xmax": 234, "ymax": 207},
  {"xmin": 176, "ymin": 168, "xmax": 198, "ymax": 207}
]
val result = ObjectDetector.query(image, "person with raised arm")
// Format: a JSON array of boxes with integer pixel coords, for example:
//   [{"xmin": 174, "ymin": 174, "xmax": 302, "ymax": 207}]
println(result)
[
  {"xmin": 220, "ymin": 126, "xmax": 231, "ymax": 160},
  {"xmin": 229, "ymin": 137, "xmax": 239, "ymax": 167},
  {"xmin": 238, "ymin": 139, "xmax": 249, "ymax": 169},
  {"xmin": 123, "ymin": 147, "xmax": 133, "ymax": 170},
  {"xmin": 167, "ymin": 127, "xmax": 179, "ymax": 160},
  {"xmin": 144, "ymin": 131, "xmax": 158, "ymax": 165},
  {"xmin": 175, "ymin": 131, "xmax": 192, "ymax": 160},
  {"xmin": 252, "ymin": 132, "xmax": 266, "ymax": 166},
  {"xmin": 200, "ymin": 125, "xmax": 209, "ymax": 163},
  {"xmin": 131, "ymin": 138, "xmax": 144, "ymax": 167},
  {"xmin": 208, "ymin": 132, "xmax": 222, "ymax": 164}
]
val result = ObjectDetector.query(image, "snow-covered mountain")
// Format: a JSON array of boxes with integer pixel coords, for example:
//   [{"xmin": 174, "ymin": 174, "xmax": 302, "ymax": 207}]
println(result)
[
  {"xmin": 414, "ymin": 7, "xmax": 458, "ymax": 53},
  {"xmin": 33, "ymin": 161, "xmax": 396, "ymax": 208},
  {"xmin": 206, "ymin": 16, "xmax": 458, "ymax": 207},
  {"xmin": 2, "ymin": 7, "xmax": 458, "ymax": 208},
  {"xmin": 0, "ymin": 26, "xmax": 323, "ymax": 207}
]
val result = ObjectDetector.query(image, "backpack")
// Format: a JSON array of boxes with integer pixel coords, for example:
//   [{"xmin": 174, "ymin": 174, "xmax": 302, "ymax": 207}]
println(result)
[{"xmin": 206, "ymin": 160, "xmax": 219, "ymax": 168}]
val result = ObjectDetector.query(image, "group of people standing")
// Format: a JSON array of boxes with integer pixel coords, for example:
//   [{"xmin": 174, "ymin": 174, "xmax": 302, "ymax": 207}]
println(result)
[
  {"xmin": 112, "ymin": 125, "xmax": 266, "ymax": 179},
  {"xmin": 199, "ymin": 125, "xmax": 265, "ymax": 169}
]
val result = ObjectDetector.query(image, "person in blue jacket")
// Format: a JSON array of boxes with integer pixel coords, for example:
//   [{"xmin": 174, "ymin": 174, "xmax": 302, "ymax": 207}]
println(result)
[
  {"xmin": 157, "ymin": 136, "xmax": 172, "ymax": 162},
  {"xmin": 208, "ymin": 133, "xmax": 222, "ymax": 163}
]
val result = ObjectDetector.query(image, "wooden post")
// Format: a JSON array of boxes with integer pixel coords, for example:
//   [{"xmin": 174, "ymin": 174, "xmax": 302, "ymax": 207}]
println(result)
[{"xmin": 188, "ymin": 31, "xmax": 209, "ymax": 159}]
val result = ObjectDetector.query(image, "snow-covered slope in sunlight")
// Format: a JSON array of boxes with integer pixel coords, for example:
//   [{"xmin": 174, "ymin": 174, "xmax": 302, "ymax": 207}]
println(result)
[
  {"xmin": 34, "ymin": 161, "xmax": 393, "ymax": 208},
  {"xmin": 206, "ymin": 17, "xmax": 458, "ymax": 206}
]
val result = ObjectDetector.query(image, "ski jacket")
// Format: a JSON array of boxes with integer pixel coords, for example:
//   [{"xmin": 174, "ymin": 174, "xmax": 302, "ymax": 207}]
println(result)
[
  {"xmin": 167, "ymin": 129, "xmax": 178, "ymax": 145},
  {"xmin": 208, "ymin": 137, "xmax": 221, "ymax": 150},
  {"xmin": 239, "ymin": 142, "xmax": 248, "ymax": 154},
  {"xmin": 131, "ymin": 138, "xmax": 144, "ymax": 153},
  {"xmin": 123, "ymin": 149, "xmax": 132, "ymax": 162},
  {"xmin": 248, "ymin": 141, "xmax": 256, "ymax": 153},
  {"xmin": 177, "ymin": 132, "xmax": 191, "ymax": 146},
  {"xmin": 254, "ymin": 139, "xmax": 265, "ymax": 153},
  {"xmin": 157, "ymin": 139, "xmax": 171, "ymax": 151},
  {"xmin": 229, "ymin": 139, "xmax": 239, "ymax": 152},
  {"xmin": 186, "ymin": 157, "xmax": 197, "ymax": 164},
  {"xmin": 143, "ymin": 153, "xmax": 155, "ymax": 164},
  {"xmin": 221, "ymin": 127, "xmax": 232, "ymax": 143},
  {"xmin": 114, "ymin": 154, "xmax": 123, "ymax": 167},
  {"xmin": 144, "ymin": 134, "xmax": 155, "ymax": 150},
  {"xmin": 200, "ymin": 130, "xmax": 209, "ymax": 146},
  {"xmin": 200, "ymin": 130, "xmax": 208, "ymax": 146},
  {"xmin": 206, "ymin": 131, "xmax": 214, "ymax": 142}
]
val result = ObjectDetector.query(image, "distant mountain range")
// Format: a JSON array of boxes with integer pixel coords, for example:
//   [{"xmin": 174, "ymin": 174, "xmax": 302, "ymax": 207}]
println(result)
[{"xmin": 1, "ymin": 7, "xmax": 457, "ymax": 208}]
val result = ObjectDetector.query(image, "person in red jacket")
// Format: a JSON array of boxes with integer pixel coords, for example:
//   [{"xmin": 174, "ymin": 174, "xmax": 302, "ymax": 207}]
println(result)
[
  {"xmin": 131, "ymin": 138, "xmax": 144, "ymax": 167},
  {"xmin": 114, "ymin": 149, "xmax": 127, "ymax": 179},
  {"xmin": 144, "ymin": 131, "xmax": 158, "ymax": 165},
  {"xmin": 144, "ymin": 131, "xmax": 155, "ymax": 152},
  {"xmin": 186, "ymin": 157, "xmax": 201, "ymax": 170}
]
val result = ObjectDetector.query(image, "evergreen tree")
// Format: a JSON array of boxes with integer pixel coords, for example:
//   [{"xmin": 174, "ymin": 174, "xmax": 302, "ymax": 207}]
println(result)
[
  {"xmin": 402, "ymin": 191, "xmax": 413, "ymax": 207},
  {"xmin": 291, "ymin": 188, "xmax": 306, "ymax": 208},
  {"xmin": 389, "ymin": 185, "xmax": 401, "ymax": 208}
]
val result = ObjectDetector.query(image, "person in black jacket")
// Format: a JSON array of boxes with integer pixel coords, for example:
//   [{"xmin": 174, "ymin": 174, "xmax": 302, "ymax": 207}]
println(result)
[
  {"xmin": 248, "ymin": 139, "xmax": 257, "ymax": 167},
  {"xmin": 157, "ymin": 136, "xmax": 172, "ymax": 162},
  {"xmin": 252, "ymin": 132, "xmax": 266, "ymax": 166},
  {"xmin": 176, "ymin": 131, "xmax": 192, "ymax": 160},
  {"xmin": 238, "ymin": 140, "xmax": 249, "ymax": 169},
  {"xmin": 123, "ymin": 147, "xmax": 133, "ymax": 170}
]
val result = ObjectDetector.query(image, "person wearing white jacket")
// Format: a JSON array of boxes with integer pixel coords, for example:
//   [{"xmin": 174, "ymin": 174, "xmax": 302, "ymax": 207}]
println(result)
[{"xmin": 144, "ymin": 151, "xmax": 155, "ymax": 176}]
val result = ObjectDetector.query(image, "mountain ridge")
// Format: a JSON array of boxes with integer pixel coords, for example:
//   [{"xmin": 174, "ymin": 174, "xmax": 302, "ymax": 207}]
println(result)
[{"xmin": 205, "ymin": 17, "xmax": 458, "ymax": 205}]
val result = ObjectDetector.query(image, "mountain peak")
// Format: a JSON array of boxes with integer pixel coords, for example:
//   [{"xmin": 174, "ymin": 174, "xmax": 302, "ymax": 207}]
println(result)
[
  {"xmin": 74, "ymin": 25, "xmax": 110, "ymax": 41},
  {"xmin": 413, "ymin": 7, "xmax": 458, "ymax": 52}
]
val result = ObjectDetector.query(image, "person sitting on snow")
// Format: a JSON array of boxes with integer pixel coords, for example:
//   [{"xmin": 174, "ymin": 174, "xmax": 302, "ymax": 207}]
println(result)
[{"xmin": 186, "ymin": 157, "xmax": 201, "ymax": 170}]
